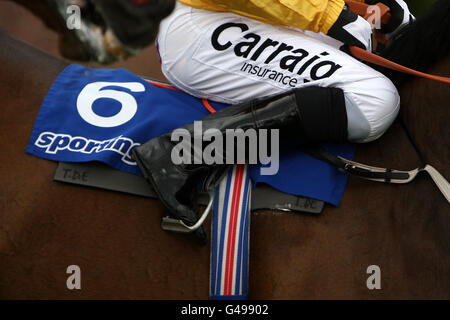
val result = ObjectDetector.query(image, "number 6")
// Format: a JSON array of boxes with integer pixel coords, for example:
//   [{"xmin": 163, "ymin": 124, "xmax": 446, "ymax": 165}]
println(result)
[{"xmin": 77, "ymin": 82, "xmax": 146, "ymax": 128}]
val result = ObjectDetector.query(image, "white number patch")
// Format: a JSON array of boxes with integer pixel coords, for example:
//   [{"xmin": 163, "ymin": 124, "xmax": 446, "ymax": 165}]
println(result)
[{"xmin": 77, "ymin": 82, "xmax": 146, "ymax": 128}]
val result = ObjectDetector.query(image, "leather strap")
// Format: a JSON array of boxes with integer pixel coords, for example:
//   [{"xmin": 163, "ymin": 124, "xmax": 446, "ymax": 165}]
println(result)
[
  {"xmin": 346, "ymin": 0, "xmax": 392, "ymax": 23},
  {"xmin": 302, "ymin": 146, "xmax": 450, "ymax": 203},
  {"xmin": 345, "ymin": 1, "xmax": 450, "ymax": 84},
  {"xmin": 349, "ymin": 46, "xmax": 450, "ymax": 84}
]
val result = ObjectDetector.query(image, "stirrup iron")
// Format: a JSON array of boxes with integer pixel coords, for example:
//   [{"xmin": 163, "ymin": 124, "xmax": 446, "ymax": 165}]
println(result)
[
  {"xmin": 161, "ymin": 188, "xmax": 215, "ymax": 233},
  {"xmin": 160, "ymin": 167, "xmax": 228, "ymax": 233}
]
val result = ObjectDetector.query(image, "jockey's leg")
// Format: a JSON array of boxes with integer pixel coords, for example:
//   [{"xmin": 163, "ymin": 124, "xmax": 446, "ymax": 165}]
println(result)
[
  {"xmin": 157, "ymin": 2, "xmax": 400, "ymax": 143},
  {"xmin": 136, "ymin": 3, "xmax": 400, "ymax": 242},
  {"xmin": 134, "ymin": 85, "xmax": 348, "ymax": 244}
]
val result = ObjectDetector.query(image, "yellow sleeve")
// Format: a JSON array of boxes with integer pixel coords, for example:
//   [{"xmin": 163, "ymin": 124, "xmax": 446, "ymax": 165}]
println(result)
[{"xmin": 178, "ymin": 0, "xmax": 366, "ymax": 34}]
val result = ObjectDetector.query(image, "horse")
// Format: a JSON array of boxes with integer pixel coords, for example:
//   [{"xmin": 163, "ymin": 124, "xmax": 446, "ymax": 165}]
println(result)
[
  {"xmin": 5, "ymin": 0, "xmax": 176, "ymax": 63},
  {"xmin": 0, "ymin": 1, "xmax": 449, "ymax": 299}
]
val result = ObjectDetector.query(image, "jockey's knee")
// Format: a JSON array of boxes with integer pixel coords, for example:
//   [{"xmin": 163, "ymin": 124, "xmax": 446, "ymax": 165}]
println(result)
[{"xmin": 345, "ymin": 78, "xmax": 400, "ymax": 143}]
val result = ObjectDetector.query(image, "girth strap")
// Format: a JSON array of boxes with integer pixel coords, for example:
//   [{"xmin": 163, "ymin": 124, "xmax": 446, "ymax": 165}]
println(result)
[{"xmin": 302, "ymin": 146, "xmax": 450, "ymax": 204}]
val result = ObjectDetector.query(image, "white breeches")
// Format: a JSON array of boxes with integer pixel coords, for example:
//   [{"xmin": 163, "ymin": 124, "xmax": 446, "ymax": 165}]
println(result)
[{"xmin": 157, "ymin": 3, "xmax": 400, "ymax": 142}]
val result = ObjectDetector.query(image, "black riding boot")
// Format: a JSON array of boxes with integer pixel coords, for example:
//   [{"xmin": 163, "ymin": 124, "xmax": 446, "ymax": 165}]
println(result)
[{"xmin": 133, "ymin": 86, "xmax": 348, "ymax": 244}]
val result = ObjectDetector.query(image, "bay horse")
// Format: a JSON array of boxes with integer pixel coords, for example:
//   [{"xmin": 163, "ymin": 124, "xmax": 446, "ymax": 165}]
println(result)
[
  {"xmin": 6, "ymin": 0, "xmax": 176, "ymax": 63},
  {"xmin": 0, "ymin": 1, "xmax": 449, "ymax": 299}
]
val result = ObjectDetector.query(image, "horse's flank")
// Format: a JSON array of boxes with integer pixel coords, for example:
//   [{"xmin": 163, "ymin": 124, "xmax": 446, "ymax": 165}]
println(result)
[
  {"xmin": 0, "ymin": 1, "xmax": 449, "ymax": 298},
  {"xmin": 0, "ymin": 29, "xmax": 212, "ymax": 299}
]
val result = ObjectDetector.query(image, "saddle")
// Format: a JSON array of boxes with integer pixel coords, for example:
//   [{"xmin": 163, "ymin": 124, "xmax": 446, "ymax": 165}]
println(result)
[{"xmin": 53, "ymin": 161, "xmax": 325, "ymax": 215}]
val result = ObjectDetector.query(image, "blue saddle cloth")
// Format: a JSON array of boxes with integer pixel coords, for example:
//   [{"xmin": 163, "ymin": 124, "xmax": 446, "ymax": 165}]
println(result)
[{"xmin": 26, "ymin": 64, "xmax": 355, "ymax": 206}]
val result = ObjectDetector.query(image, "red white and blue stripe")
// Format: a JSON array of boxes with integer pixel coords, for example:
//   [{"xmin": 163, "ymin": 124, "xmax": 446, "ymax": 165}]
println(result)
[{"xmin": 210, "ymin": 164, "xmax": 252, "ymax": 300}]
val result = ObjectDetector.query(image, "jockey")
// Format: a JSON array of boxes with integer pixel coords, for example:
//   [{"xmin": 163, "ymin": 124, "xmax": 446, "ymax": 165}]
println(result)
[{"xmin": 133, "ymin": 0, "xmax": 415, "ymax": 242}]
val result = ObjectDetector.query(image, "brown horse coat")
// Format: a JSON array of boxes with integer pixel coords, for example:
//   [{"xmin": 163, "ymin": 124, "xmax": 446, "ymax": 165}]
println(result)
[{"xmin": 0, "ymin": 3, "xmax": 449, "ymax": 298}]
